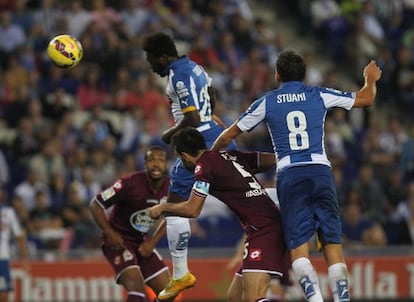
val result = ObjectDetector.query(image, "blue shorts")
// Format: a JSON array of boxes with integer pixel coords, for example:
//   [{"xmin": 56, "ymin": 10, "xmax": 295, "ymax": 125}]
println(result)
[
  {"xmin": 169, "ymin": 124, "xmax": 238, "ymax": 199},
  {"xmin": 276, "ymin": 165, "xmax": 341, "ymax": 250},
  {"xmin": 0, "ymin": 260, "xmax": 12, "ymax": 292}
]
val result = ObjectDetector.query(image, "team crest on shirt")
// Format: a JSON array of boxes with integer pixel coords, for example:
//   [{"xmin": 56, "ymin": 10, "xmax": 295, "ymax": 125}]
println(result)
[
  {"xmin": 248, "ymin": 249, "xmax": 262, "ymax": 261},
  {"xmin": 194, "ymin": 163, "xmax": 202, "ymax": 175}
]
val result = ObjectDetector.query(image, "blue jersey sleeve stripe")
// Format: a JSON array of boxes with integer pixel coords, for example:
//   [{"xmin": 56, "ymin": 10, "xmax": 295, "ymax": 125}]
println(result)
[{"xmin": 237, "ymin": 96, "xmax": 267, "ymax": 132}]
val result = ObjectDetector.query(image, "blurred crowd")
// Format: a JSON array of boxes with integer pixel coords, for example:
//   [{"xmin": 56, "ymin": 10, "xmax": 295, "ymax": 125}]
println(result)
[{"xmin": 0, "ymin": 0, "xmax": 413, "ymax": 258}]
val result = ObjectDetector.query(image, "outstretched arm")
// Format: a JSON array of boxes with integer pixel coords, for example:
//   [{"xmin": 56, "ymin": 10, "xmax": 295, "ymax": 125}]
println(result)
[
  {"xmin": 353, "ymin": 60, "xmax": 382, "ymax": 107},
  {"xmin": 211, "ymin": 123, "xmax": 242, "ymax": 151},
  {"xmin": 148, "ymin": 191, "xmax": 206, "ymax": 219}
]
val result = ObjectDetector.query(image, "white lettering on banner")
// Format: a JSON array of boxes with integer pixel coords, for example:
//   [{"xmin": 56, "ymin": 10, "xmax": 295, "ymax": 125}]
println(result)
[
  {"xmin": 11, "ymin": 269, "xmax": 123, "ymax": 301},
  {"xmin": 407, "ymin": 264, "xmax": 414, "ymax": 297},
  {"xmin": 349, "ymin": 262, "xmax": 397, "ymax": 299}
]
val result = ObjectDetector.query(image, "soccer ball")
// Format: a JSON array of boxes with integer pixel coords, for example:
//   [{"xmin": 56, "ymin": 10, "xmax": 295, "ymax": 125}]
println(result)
[{"xmin": 47, "ymin": 34, "xmax": 83, "ymax": 68}]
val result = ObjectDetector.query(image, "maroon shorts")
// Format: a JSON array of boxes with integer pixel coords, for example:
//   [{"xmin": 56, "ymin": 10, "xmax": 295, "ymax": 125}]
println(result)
[
  {"xmin": 102, "ymin": 240, "xmax": 167, "ymax": 283},
  {"xmin": 237, "ymin": 225, "xmax": 288, "ymax": 278}
]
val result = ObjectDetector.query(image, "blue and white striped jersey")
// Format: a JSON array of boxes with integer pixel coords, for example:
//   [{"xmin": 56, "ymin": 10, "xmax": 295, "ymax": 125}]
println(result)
[
  {"xmin": 165, "ymin": 56, "xmax": 216, "ymax": 130},
  {"xmin": 0, "ymin": 206, "xmax": 23, "ymax": 259},
  {"xmin": 236, "ymin": 81, "xmax": 355, "ymax": 172}
]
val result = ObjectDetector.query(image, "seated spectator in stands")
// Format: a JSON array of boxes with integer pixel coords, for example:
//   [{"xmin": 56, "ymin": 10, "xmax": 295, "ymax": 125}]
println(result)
[
  {"xmin": 352, "ymin": 164, "xmax": 387, "ymax": 222},
  {"xmin": 240, "ymin": 47, "xmax": 270, "ymax": 100},
  {"xmin": 44, "ymin": 88, "xmax": 75, "ymax": 122},
  {"xmin": 384, "ymin": 167, "xmax": 407, "ymax": 216},
  {"xmin": 61, "ymin": 182, "xmax": 100, "ymax": 249},
  {"xmin": 0, "ymin": 147, "xmax": 10, "ymax": 188},
  {"xmin": 14, "ymin": 168, "xmax": 49, "ymax": 211},
  {"xmin": 90, "ymin": 148, "xmax": 117, "ymax": 188},
  {"xmin": 77, "ymin": 166, "xmax": 101, "ymax": 204},
  {"xmin": 0, "ymin": 11, "xmax": 26, "ymax": 69},
  {"xmin": 11, "ymin": 0, "xmax": 35, "ymax": 35},
  {"xmin": 310, "ymin": 0, "xmax": 349, "ymax": 59},
  {"xmin": 64, "ymin": 0, "xmax": 91, "ymax": 38},
  {"xmin": 392, "ymin": 46, "xmax": 414, "ymax": 116},
  {"xmin": 189, "ymin": 35, "xmax": 226, "ymax": 73},
  {"xmin": 29, "ymin": 190, "xmax": 65, "ymax": 250},
  {"xmin": 341, "ymin": 191, "xmax": 387, "ymax": 247},
  {"xmin": 389, "ymin": 181, "xmax": 414, "ymax": 245},
  {"xmin": 28, "ymin": 138, "xmax": 65, "ymax": 185},
  {"xmin": 26, "ymin": 99, "xmax": 53, "ymax": 143},
  {"xmin": 170, "ymin": 0, "xmax": 201, "ymax": 43},
  {"xmin": 400, "ymin": 124, "xmax": 414, "ymax": 182},
  {"xmin": 49, "ymin": 172, "xmax": 67, "ymax": 211},
  {"xmin": 76, "ymin": 65, "xmax": 109, "ymax": 110}
]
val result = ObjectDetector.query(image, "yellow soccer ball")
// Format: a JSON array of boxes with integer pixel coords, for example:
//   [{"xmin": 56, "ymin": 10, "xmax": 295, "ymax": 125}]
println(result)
[{"xmin": 47, "ymin": 34, "xmax": 83, "ymax": 68}]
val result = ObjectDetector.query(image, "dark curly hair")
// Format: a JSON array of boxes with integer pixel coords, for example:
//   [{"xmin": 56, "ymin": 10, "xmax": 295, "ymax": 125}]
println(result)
[
  {"xmin": 171, "ymin": 127, "xmax": 207, "ymax": 156},
  {"xmin": 142, "ymin": 32, "xmax": 178, "ymax": 58},
  {"xmin": 276, "ymin": 50, "xmax": 306, "ymax": 82}
]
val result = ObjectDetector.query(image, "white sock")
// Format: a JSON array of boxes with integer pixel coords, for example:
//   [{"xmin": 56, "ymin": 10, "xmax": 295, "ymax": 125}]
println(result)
[
  {"xmin": 166, "ymin": 216, "xmax": 191, "ymax": 279},
  {"xmin": 292, "ymin": 257, "xmax": 324, "ymax": 302},
  {"xmin": 328, "ymin": 263, "xmax": 350, "ymax": 302}
]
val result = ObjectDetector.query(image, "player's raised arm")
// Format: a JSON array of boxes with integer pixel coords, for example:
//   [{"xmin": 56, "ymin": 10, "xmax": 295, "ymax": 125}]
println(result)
[
  {"xmin": 210, "ymin": 122, "xmax": 242, "ymax": 151},
  {"xmin": 353, "ymin": 60, "xmax": 382, "ymax": 107}
]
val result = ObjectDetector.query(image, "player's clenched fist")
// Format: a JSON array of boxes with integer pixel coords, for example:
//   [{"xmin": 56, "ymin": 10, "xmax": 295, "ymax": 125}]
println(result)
[{"xmin": 363, "ymin": 60, "xmax": 382, "ymax": 82}]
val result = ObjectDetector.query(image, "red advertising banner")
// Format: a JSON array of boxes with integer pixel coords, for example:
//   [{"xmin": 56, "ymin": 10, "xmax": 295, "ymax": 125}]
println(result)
[{"xmin": 10, "ymin": 255, "xmax": 414, "ymax": 301}]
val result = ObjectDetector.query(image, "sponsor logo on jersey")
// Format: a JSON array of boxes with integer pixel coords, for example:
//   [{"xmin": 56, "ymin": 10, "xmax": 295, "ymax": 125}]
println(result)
[
  {"xmin": 114, "ymin": 256, "xmax": 121, "ymax": 266},
  {"xmin": 130, "ymin": 209, "xmax": 155, "ymax": 233},
  {"xmin": 245, "ymin": 188, "xmax": 267, "ymax": 198},
  {"xmin": 176, "ymin": 81, "xmax": 189, "ymax": 98},
  {"xmin": 248, "ymin": 249, "xmax": 262, "ymax": 261},
  {"xmin": 101, "ymin": 188, "xmax": 115, "ymax": 201}
]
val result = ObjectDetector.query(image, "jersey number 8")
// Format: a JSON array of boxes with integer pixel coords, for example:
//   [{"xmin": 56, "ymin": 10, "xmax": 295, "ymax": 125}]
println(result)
[{"xmin": 286, "ymin": 111, "xmax": 309, "ymax": 150}]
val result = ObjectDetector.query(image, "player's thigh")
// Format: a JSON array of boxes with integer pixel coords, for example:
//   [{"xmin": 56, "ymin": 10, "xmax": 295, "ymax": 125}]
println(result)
[
  {"xmin": 242, "ymin": 272, "xmax": 271, "ymax": 301},
  {"xmin": 227, "ymin": 273, "xmax": 243, "ymax": 302},
  {"xmin": 140, "ymin": 249, "xmax": 170, "ymax": 287},
  {"xmin": 102, "ymin": 241, "xmax": 141, "ymax": 286},
  {"xmin": 313, "ymin": 173, "xmax": 342, "ymax": 244},
  {"xmin": 118, "ymin": 266, "xmax": 145, "ymax": 292}
]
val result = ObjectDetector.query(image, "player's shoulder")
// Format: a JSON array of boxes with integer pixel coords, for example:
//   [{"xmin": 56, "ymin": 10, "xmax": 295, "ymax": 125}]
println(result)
[{"xmin": 121, "ymin": 171, "xmax": 146, "ymax": 184}]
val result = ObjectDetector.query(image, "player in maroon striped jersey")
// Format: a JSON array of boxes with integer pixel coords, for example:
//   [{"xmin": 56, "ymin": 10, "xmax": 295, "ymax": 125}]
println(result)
[
  {"xmin": 90, "ymin": 146, "xmax": 176, "ymax": 302},
  {"xmin": 148, "ymin": 127, "xmax": 289, "ymax": 302}
]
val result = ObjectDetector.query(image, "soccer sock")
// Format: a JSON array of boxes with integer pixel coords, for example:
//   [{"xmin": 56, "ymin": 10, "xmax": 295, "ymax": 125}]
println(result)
[
  {"xmin": 292, "ymin": 257, "xmax": 323, "ymax": 302},
  {"xmin": 328, "ymin": 263, "xmax": 350, "ymax": 302},
  {"xmin": 127, "ymin": 291, "xmax": 145, "ymax": 302},
  {"xmin": 166, "ymin": 216, "xmax": 191, "ymax": 279}
]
